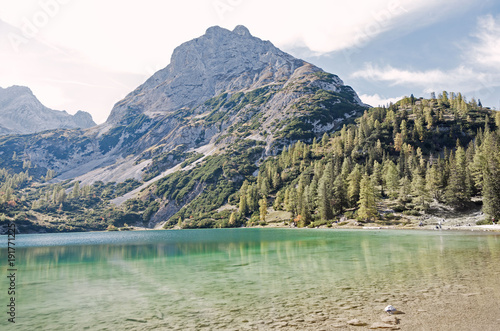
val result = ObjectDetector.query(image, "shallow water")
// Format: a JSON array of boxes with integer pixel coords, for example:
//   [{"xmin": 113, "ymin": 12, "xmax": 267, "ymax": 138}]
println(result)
[{"xmin": 1, "ymin": 228, "xmax": 499, "ymax": 330}]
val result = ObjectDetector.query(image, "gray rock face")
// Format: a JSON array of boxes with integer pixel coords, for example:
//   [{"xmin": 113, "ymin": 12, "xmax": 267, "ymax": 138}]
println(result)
[
  {"xmin": 107, "ymin": 25, "xmax": 341, "ymax": 124},
  {"xmin": 0, "ymin": 85, "xmax": 96, "ymax": 135},
  {"xmin": 99, "ymin": 25, "xmax": 366, "ymax": 165}
]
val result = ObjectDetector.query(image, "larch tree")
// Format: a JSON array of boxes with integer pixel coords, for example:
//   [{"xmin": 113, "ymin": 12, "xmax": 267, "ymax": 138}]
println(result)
[
  {"xmin": 357, "ymin": 174, "xmax": 378, "ymax": 221},
  {"xmin": 229, "ymin": 211, "xmax": 237, "ymax": 226},
  {"xmin": 480, "ymin": 132, "xmax": 500, "ymax": 220},
  {"xmin": 238, "ymin": 180, "xmax": 249, "ymax": 216},
  {"xmin": 299, "ymin": 191, "xmax": 312, "ymax": 227},
  {"xmin": 347, "ymin": 165, "xmax": 362, "ymax": 207},
  {"xmin": 445, "ymin": 146, "xmax": 470, "ymax": 209},
  {"xmin": 317, "ymin": 175, "xmax": 332, "ymax": 220},
  {"xmin": 72, "ymin": 181, "xmax": 80, "ymax": 199},
  {"xmin": 425, "ymin": 165, "xmax": 443, "ymax": 201},
  {"xmin": 259, "ymin": 197, "xmax": 267, "ymax": 221},
  {"xmin": 398, "ymin": 176, "xmax": 412, "ymax": 203},
  {"xmin": 332, "ymin": 174, "xmax": 347, "ymax": 214},
  {"xmin": 383, "ymin": 160, "xmax": 399, "ymax": 198},
  {"xmin": 411, "ymin": 173, "xmax": 429, "ymax": 210}
]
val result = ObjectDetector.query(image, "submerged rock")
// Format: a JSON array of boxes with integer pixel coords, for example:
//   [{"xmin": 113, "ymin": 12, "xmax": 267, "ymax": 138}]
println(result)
[
  {"xmin": 380, "ymin": 314, "xmax": 400, "ymax": 325},
  {"xmin": 369, "ymin": 321, "xmax": 400, "ymax": 329},
  {"xmin": 347, "ymin": 318, "xmax": 367, "ymax": 326},
  {"xmin": 125, "ymin": 318, "xmax": 147, "ymax": 323}
]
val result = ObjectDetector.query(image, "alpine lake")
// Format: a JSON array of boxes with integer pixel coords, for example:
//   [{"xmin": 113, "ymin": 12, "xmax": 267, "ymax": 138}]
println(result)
[{"xmin": 1, "ymin": 228, "xmax": 499, "ymax": 330}]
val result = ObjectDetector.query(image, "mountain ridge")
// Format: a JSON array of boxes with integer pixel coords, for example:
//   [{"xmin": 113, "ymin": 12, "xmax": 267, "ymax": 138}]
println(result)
[{"xmin": 0, "ymin": 85, "xmax": 96, "ymax": 135}]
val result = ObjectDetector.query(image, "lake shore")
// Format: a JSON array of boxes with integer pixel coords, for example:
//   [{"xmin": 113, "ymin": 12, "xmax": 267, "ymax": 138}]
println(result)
[{"xmin": 249, "ymin": 217, "xmax": 500, "ymax": 233}]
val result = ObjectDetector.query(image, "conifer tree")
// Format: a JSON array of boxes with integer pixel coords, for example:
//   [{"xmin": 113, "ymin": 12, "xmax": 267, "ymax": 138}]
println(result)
[
  {"xmin": 394, "ymin": 133, "xmax": 403, "ymax": 152},
  {"xmin": 317, "ymin": 176, "xmax": 332, "ymax": 220},
  {"xmin": 229, "ymin": 212, "xmax": 237, "ymax": 226},
  {"xmin": 321, "ymin": 132, "xmax": 329, "ymax": 147},
  {"xmin": 299, "ymin": 191, "xmax": 312, "ymax": 227},
  {"xmin": 72, "ymin": 181, "xmax": 80, "ymax": 199},
  {"xmin": 318, "ymin": 164, "xmax": 333, "ymax": 216},
  {"xmin": 259, "ymin": 197, "xmax": 267, "ymax": 221},
  {"xmin": 347, "ymin": 165, "xmax": 362, "ymax": 206},
  {"xmin": 383, "ymin": 160, "xmax": 399, "ymax": 198},
  {"xmin": 341, "ymin": 158, "xmax": 351, "ymax": 180},
  {"xmin": 283, "ymin": 187, "xmax": 291, "ymax": 212},
  {"xmin": 372, "ymin": 161, "xmax": 383, "ymax": 196},
  {"xmin": 398, "ymin": 176, "xmax": 412, "ymax": 203},
  {"xmin": 358, "ymin": 175, "xmax": 378, "ymax": 221},
  {"xmin": 250, "ymin": 183, "xmax": 260, "ymax": 212},
  {"xmin": 272, "ymin": 171, "xmax": 281, "ymax": 190},
  {"xmin": 308, "ymin": 178, "xmax": 318, "ymax": 210},
  {"xmin": 238, "ymin": 180, "xmax": 249, "ymax": 216},
  {"xmin": 273, "ymin": 189, "xmax": 284, "ymax": 210},
  {"xmin": 482, "ymin": 156, "xmax": 500, "ymax": 221},
  {"xmin": 332, "ymin": 174, "xmax": 347, "ymax": 214},
  {"xmin": 285, "ymin": 187, "xmax": 298, "ymax": 216},
  {"xmin": 445, "ymin": 146, "xmax": 470, "ymax": 209},
  {"xmin": 480, "ymin": 132, "xmax": 500, "ymax": 220},
  {"xmin": 260, "ymin": 177, "xmax": 270, "ymax": 197},
  {"xmin": 425, "ymin": 165, "xmax": 443, "ymax": 201},
  {"xmin": 400, "ymin": 120, "xmax": 408, "ymax": 142},
  {"xmin": 411, "ymin": 173, "xmax": 429, "ymax": 210}
]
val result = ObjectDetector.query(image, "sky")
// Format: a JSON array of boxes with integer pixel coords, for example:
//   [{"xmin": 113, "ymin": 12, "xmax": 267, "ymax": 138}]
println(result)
[{"xmin": 1, "ymin": 0, "xmax": 500, "ymax": 124}]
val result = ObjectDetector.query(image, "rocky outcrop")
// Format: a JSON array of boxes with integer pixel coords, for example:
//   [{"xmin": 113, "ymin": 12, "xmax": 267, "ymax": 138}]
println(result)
[
  {"xmin": 149, "ymin": 181, "xmax": 206, "ymax": 228},
  {"xmin": 0, "ymin": 85, "xmax": 96, "ymax": 135}
]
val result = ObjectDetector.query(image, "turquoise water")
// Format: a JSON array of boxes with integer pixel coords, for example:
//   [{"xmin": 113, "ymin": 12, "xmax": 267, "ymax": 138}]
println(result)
[{"xmin": 1, "ymin": 228, "xmax": 499, "ymax": 330}]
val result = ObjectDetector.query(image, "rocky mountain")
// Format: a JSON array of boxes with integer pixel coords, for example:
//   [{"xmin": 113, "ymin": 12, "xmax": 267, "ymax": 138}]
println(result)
[
  {"xmin": 108, "ymin": 25, "xmax": 364, "ymax": 124},
  {"xmin": 0, "ymin": 85, "xmax": 95, "ymax": 135},
  {"xmin": 0, "ymin": 25, "xmax": 368, "ymax": 229}
]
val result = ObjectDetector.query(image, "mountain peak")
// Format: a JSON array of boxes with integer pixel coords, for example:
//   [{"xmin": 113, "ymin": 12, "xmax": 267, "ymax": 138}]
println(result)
[
  {"xmin": 232, "ymin": 25, "xmax": 251, "ymax": 36},
  {"xmin": 1, "ymin": 85, "xmax": 34, "ymax": 98},
  {"xmin": 0, "ymin": 85, "xmax": 96, "ymax": 135},
  {"xmin": 107, "ymin": 25, "xmax": 304, "ymax": 124},
  {"xmin": 203, "ymin": 25, "xmax": 251, "ymax": 37}
]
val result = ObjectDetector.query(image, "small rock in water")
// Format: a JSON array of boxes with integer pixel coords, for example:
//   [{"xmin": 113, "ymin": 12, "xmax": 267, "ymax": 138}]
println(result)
[
  {"xmin": 155, "ymin": 310, "xmax": 164, "ymax": 320},
  {"xmin": 380, "ymin": 315, "xmax": 399, "ymax": 325},
  {"xmin": 125, "ymin": 318, "xmax": 147, "ymax": 323},
  {"xmin": 347, "ymin": 318, "xmax": 367, "ymax": 326},
  {"xmin": 369, "ymin": 322, "xmax": 400, "ymax": 329}
]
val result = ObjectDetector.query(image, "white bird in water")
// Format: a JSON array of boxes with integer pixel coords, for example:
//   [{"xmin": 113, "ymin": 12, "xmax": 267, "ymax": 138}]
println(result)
[{"xmin": 384, "ymin": 305, "xmax": 397, "ymax": 314}]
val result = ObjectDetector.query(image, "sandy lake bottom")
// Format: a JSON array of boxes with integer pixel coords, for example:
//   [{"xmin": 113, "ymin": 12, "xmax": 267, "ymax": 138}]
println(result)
[{"xmin": 1, "ymin": 228, "xmax": 499, "ymax": 330}]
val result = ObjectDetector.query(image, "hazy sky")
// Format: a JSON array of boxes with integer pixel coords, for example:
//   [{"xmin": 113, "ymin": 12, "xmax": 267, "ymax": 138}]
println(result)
[{"xmin": 1, "ymin": 0, "xmax": 500, "ymax": 123}]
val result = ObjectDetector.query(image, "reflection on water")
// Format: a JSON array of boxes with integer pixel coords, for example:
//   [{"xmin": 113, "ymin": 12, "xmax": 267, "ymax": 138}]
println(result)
[{"xmin": 0, "ymin": 229, "xmax": 499, "ymax": 330}]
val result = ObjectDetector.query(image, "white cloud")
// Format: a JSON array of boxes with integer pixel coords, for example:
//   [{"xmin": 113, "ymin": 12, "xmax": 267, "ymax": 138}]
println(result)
[
  {"xmin": 359, "ymin": 93, "xmax": 404, "ymax": 107},
  {"xmin": 468, "ymin": 15, "xmax": 500, "ymax": 68},
  {"xmin": 352, "ymin": 15, "xmax": 500, "ymax": 103},
  {"xmin": 221, "ymin": 0, "xmax": 468, "ymax": 55},
  {"xmin": 352, "ymin": 64, "xmax": 485, "ymax": 91}
]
